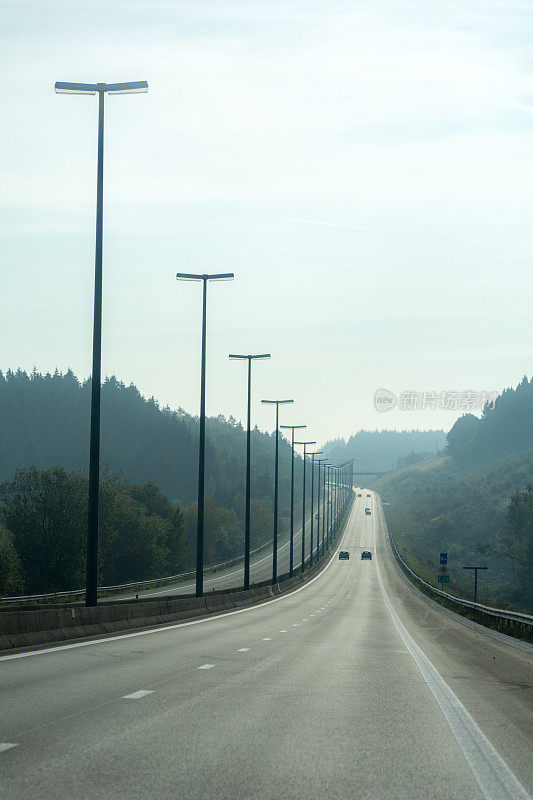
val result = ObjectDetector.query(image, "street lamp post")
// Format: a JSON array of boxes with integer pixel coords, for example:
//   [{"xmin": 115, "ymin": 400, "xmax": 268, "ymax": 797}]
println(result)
[
  {"xmin": 262, "ymin": 399, "xmax": 294, "ymax": 584},
  {"xmin": 326, "ymin": 465, "xmax": 332, "ymax": 549},
  {"xmin": 333, "ymin": 466, "xmax": 340, "ymax": 536},
  {"xmin": 329, "ymin": 465, "xmax": 334, "ymax": 537},
  {"xmin": 56, "ymin": 79, "xmax": 148, "ymax": 607},
  {"xmin": 229, "ymin": 354, "xmax": 271, "ymax": 589},
  {"xmin": 315, "ymin": 459, "xmax": 328, "ymax": 557},
  {"xmin": 308, "ymin": 451, "xmax": 323, "ymax": 565},
  {"xmin": 280, "ymin": 424, "xmax": 306, "ymax": 577},
  {"xmin": 177, "ymin": 272, "xmax": 234, "ymax": 597},
  {"xmin": 294, "ymin": 440, "xmax": 316, "ymax": 572}
]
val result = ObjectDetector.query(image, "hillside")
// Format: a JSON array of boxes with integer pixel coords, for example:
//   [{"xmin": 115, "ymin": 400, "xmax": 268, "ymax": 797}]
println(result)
[
  {"xmin": 323, "ymin": 429, "xmax": 447, "ymax": 473},
  {"xmin": 0, "ymin": 368, "xmax": 311, "ymax": 594},
  {"xmin": 372, "ymin": 376, "xmax": 533, "ymax": 612},
  {"xmin": 0, "ymin": 368, "xmax": 301, "ymax": 512}
]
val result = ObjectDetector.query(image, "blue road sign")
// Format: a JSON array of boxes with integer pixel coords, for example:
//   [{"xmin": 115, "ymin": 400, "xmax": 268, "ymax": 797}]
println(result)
[
  {"xmin": 438, "ymin": 575, "xmax": 450, "ymax": 583},
  {"xmin": 440, "ymin": 552, "xmax": 448, "ymax": 564}
]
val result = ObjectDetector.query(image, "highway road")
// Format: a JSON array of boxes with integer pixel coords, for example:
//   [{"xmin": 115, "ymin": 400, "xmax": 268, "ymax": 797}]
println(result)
[{"xmin": 2, "ymin": 492, "xmax": 532, "ymax": 800}]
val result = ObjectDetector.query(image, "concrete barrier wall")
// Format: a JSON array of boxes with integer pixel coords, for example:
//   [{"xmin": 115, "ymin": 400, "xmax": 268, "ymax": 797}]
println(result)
[{"xmin": 0, "ymin": 500, "xmax": 351, "ymax": 652}]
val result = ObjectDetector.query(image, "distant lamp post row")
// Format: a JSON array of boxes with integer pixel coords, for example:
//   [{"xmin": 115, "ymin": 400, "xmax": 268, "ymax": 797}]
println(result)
[
  {"xmin": 56, "ymin": 78, "xmax": 354, "ymax": 608},
  {"xmin": 308, "ymin": 451, "xmax": 323, "ymax": 566},
  {"xmin": 280, "ymin": 425, "xmax": 306, "ymax": 577},
  {"xmin": 56, "ymin": 79, "xmax": 149, "ymax": 607},
  {"xmin": 315, "ymin": 458, "xmax": 328, "ymax": 558},
  {"xmin": 294, "ymin": 440, "xmax": 316, "ymax": 574}
]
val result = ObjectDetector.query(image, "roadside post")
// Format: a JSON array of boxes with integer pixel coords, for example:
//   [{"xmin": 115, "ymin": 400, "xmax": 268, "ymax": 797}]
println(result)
[
  {"xmin": 438, "ymin": 552, "xmax": 449, "ymax": 584},
  {"xmin": 463, "ymin": 565, "xmax": 488, "ymax": 603}
]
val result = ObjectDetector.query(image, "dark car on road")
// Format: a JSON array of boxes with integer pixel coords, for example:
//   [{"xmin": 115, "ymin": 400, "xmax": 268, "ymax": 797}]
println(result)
[
  {"xmin": 357, "ymin": 493, "xmax": 362, "ymax": 497},
  {"xmin": 339, "ymin": 551, "xmax": 350, "ymax": 560},
  {"xmin": 365, "ymin": 508, "xmax": 371, "ymax": 515},
  {"xmin": 361, "ymin": 551, "xmax": 372, "ymax": 560}
]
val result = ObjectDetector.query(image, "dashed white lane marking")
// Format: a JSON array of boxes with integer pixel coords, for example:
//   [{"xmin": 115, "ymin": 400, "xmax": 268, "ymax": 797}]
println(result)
[
  {"xmin": 302, "ymin": 619, "xmax": 307, "ymax": 622},
  {"xmin": 262, "ymin": 637, "xmax": 273, "ymax": 641},
  {"xmin": 122, "ymin": 690, "xmax": 154, "ymax": 700},
  {"xmin": 197, "ymin": 663, "xmax": 215, "ymax": 670},
  {"xmin": 237, "ymin": 648, "xmax": 250, "ymax": 652},
  {"xmin": 280, "ymin": 630, "xmax": 288, "ymax": 633},
  {"xmin": 292, "ymin": 624, "xmax": 299, "ymax": 627},
  {"xmin": 0, "ymin": 743, "xmax": 18, "ymax": 753},
  {"xmin": 310, "ymin": 614, "xmax": 315, "ymax": 617}
]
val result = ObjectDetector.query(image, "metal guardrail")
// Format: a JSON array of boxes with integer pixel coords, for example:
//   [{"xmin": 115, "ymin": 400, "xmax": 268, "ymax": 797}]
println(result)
[
  {"xmin": 0, "ymin": 537, "xmax": 273, "ymax": 605},
  {"xmin": 388, "ymin": 532, "xmax": 533, "ymax": 627}
]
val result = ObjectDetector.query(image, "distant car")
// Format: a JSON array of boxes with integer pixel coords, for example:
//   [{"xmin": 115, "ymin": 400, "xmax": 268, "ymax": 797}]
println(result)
[
  {"xmin": 338, "ymin": 551, "xmax": 350, "ymax": 560},
  {"xmin": 366, "ymin": 493, "xmax": 371, "ymax": 497},
  {"xmin": 357, "ymin": 493, "xmax": 362, "ymax": 497},
  {"xmin": 365, "ymin": 508, "xmax": 371, "ymax": 515},
  {"xmin": 361, "ymin": 550, "xmax": 372, "ymax": 560}
]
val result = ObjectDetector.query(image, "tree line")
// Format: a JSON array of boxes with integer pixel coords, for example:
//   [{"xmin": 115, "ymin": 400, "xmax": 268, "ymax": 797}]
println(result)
[
  {"xmin": 446, "ymin": 376, "xmax": 533, "ymax": 462},
  {"xmin": 0, "ymin": 464, "xmax": 280, "ymax": 596},
  {"xmin": 373, "ymin": 376, "xmax": 533, "ymax": 612},
  {"xmin": 0, "ymin": 368, "xmax": 303, "ymax": 512},
  {"xmin": 0, "ymin": 368, "xmax": 323, "ymax": 595},
  {"xmin": 324, "ymin": 429, "xmax": 446, "ymax": 473}
]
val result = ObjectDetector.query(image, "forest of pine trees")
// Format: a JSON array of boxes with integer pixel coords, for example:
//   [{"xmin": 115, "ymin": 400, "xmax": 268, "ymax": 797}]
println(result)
[{"xmin": 0, "ymin": 369, "xmax": 303, "ymax": 594}]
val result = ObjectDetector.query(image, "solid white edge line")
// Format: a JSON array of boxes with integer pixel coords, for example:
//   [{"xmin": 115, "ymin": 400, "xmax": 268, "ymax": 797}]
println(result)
[
  {"xmin": 0, "ymin": 743, "xmax": 18, "ymax": 753},
  {"xmin": 0, "ymin": 520, "xmax": 350, "ymax": 663},
  {"xmin": 373, "ymin": 501, "xmax": 532, "ymax": 800}
]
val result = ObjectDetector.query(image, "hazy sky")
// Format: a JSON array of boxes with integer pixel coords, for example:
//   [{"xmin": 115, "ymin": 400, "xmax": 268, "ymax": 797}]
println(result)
[{"xmin": 1, "ymin": 0, "xmax": 532, "ymax": 446}]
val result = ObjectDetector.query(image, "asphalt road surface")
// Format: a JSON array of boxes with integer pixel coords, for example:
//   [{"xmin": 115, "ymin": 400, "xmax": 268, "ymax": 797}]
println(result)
[{"xmin": 2, "ymin": 492, "xmax": 532, "ymax": 800}]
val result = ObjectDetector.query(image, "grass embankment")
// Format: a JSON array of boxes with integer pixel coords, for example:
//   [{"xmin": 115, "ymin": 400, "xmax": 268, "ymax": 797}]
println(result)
[{"xmin": 371, "ymin": 450, "xmax": 533, "ymax": 612}]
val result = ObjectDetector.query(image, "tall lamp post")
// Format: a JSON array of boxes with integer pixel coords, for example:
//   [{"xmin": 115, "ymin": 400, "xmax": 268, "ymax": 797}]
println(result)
[
  {"xmin": 332, "ymin": 466, "xmax": 340, "ymax": 535},
  {"xmin": 315, "ymin": 458, "xmax": 328, "ymax": 557},
  {"xmin": 308, "ymin": 451, "xmax": 323, "ymax": 565},
  {"xmin": 261, "ymin": 399, "xmax": 294, "ymax": 584},
  {"xmin": 56, "ymin": 79, "xmax": 148, "ymax": 607},
  {"xmin": 294, "ymin": 440, "xmax": 316, "ymax": 572},
  {"xmin": 324, "ymin": 464, "xmax": 331, "ymax": 548},
  {"xmin": 177, "ymin": 272, "xmax": 234, "ymax": 597},
  {"xmin": 229, "ymin": 354, "xmax": 271, "ymax": 589},
  {"xmin": 280, "ymin": 424, "xmax": 306, "ymax": 577}
]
